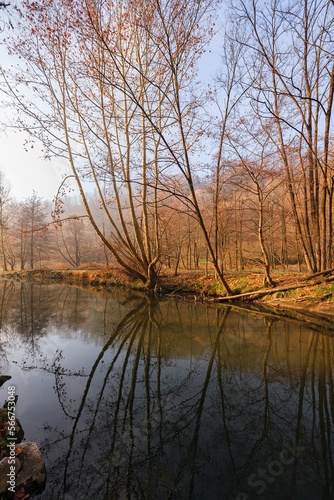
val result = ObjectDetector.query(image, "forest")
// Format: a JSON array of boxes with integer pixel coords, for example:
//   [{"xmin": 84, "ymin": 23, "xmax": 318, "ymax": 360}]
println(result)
[{"xmin": 0, "ymin": 0, "xmax": 333, "ymax": 292}]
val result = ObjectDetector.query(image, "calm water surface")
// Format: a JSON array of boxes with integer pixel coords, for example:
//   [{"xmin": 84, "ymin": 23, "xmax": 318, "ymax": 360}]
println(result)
[{"xmin": 0, "ymin": 281, "xmax": 333, "ymax": 499}]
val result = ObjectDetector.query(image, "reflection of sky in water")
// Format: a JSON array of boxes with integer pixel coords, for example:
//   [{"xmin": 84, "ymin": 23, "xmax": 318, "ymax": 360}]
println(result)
[
  {"xmin": 0, "ymin": 282, "xmax": 332, "ymax": 499},
  {"xmin": 3, "ymin": 334, "xmax": 102, "ymax": 438}
]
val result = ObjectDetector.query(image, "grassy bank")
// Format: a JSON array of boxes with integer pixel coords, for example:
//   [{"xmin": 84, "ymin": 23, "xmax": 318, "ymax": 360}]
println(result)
[{"xmin": 1, "ymin": 267, "xmax": 334, "ymax": 319}]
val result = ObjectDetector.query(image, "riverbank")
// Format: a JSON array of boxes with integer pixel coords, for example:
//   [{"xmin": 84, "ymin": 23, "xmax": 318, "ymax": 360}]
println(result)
[{"xmin": 1, "ymin": 267, "xmax": 334, "ymax": 320}]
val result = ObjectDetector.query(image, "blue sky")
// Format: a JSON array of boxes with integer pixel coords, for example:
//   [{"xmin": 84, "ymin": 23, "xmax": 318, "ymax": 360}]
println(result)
[
  {"xmin": 0, "ymin": 2, "xmax": 68, "ymax": 200},
  {"xmin": 0, "ymin": 0, "xmax": 223, "ymax": 201}
]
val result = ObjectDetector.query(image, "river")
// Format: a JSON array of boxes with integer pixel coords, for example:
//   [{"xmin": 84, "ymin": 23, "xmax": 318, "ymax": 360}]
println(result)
[{"xmin": 0, "ymin": 281, "xmax": 333, "ymax": 499}]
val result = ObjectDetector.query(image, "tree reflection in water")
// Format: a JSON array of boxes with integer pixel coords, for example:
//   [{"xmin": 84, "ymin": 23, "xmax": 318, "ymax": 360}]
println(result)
[{"xmin": 0, "ymin": 282, "xmax": 333, "ymax": 499}]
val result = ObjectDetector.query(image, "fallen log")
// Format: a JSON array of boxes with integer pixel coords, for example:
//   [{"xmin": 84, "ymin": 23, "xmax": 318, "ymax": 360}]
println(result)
[
  {"xmin": 213, "ymin": 274, "xmax": 334, "ymax": 302},
  {"xmin": 300, "ymin": 268, "xmax": 334, "ymax": 281}
]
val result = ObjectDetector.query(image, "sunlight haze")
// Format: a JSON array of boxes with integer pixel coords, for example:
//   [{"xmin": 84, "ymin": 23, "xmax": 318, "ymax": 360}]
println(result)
[{"xmin": 0, "ymin": 128, "xmax": 68, "ymax": 200}]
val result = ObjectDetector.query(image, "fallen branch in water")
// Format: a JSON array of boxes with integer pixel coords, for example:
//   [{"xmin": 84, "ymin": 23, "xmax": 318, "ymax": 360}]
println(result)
[{"xmin": 221, "ymin": 302, "xmax": 334, "ymax": 335}]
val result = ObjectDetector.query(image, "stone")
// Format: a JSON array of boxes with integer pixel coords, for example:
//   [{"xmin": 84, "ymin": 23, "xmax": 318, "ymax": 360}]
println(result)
[
  {"xmin": 16, "ymin": 441, "xmax": 46, "ymax": 491},
  {"xmin": 0, "ymin": 440, "xmax": 46, "ymax": 496},
  {"xmin": 0, "ymin": 456, "xmax": 21, "ymax": 494}
]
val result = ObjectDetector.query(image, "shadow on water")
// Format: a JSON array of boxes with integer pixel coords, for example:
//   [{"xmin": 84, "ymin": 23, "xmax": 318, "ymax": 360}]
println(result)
[{"xmin": 0, "ymin": 281, "xmax": 333, "ymax": 499}]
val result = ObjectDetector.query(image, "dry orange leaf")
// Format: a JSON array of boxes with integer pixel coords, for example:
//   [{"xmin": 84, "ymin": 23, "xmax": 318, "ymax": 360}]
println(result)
[{"xmin": 13, "ymin": 487, "xmax": 29, "ymax": 500}]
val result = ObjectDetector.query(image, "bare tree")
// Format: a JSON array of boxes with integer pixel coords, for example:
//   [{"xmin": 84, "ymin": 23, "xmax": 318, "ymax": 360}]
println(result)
[
  {"xmin": 0, "ymin": 171, "xmax": 12, "ymax": 271},
  {"xmin": 0, "ymin": 1, "xmax": 12, "ymax": 32},
  {"xmin": 230, "ymin": 0, "xmax": 334, "ymax": 272},
  {"xmin": 207, "ymin": 28, "xmax": 248, "ymax": 277},
  {"xmin": 20, "ymin": 192, "xmax": 48, "ymax": 269},
  {"xmin": 0, "ymin": 0, "xmax": 236, "ymax": 293}
]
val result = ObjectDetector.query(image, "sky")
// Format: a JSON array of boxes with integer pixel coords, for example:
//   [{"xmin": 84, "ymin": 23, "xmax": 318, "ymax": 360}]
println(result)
[
  {"xmin": 0, "ymin": 126, "xmax": 68, "ymax": 200},
  {"xmin": 0, "ymin": 0, "xmax": 223, "ymax": 202},
  {"xmin": 0, "ymin": 2, "xmax": 72, "ymax": 201}
]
